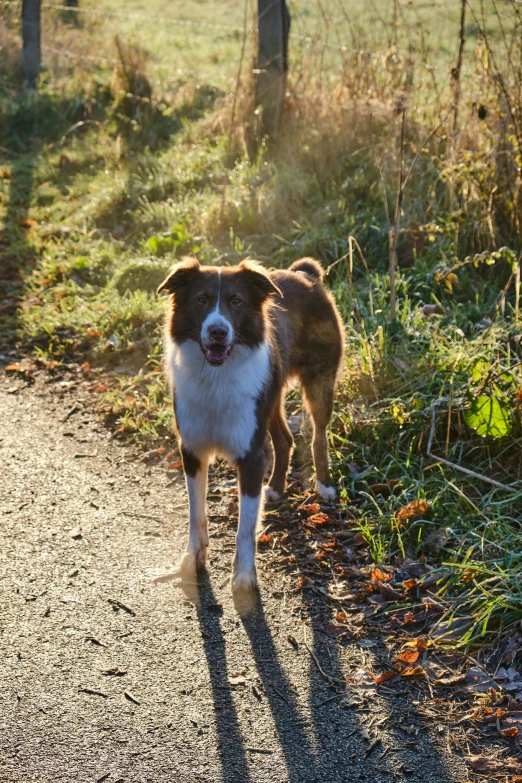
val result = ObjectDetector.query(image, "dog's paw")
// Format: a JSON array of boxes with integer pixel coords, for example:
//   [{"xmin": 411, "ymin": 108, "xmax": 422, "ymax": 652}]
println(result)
[
  {"xmin": 317, "ymin": 481, "xmax": 336, "ymax": 501},
  {"xmin": 232, "ymin": 569, "xmax": 257, "ymax": 592},
  {"xmin": 264, "ymin": 486, "xmax": 281, "ymax": 503},
  {"xmin": 178, "ymin": 547, "xmax": 207, "ymax": 576}
]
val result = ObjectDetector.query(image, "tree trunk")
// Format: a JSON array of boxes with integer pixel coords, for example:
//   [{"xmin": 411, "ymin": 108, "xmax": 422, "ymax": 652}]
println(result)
[
  {"xmin": 256, "ymin": 0, "xmax": 290, "ymax": 139},
  {"xmin": 22, "ymin": 0, "xmax": 41, "ymax": 87}
]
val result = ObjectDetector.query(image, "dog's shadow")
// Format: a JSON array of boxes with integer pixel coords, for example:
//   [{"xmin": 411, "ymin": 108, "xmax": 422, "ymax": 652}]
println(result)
[
  {"xmin": 190, "ymin": 574, "xmax": 326, "ymax": 783},
  {"xmin": 175, "ymin": 538, "xmax": 466, "ymax": 783}
]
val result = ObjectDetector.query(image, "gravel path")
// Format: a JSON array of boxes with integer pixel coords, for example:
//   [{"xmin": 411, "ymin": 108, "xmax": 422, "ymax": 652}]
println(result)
[{"xmin": 0, "ymin": 376, "xmax": 467, "ymax": 783}]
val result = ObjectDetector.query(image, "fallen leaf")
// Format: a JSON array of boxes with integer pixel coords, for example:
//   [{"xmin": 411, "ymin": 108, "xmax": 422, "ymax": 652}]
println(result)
[
  {"xmin": 399, "ymin": 664, "xmax": 425, "ymax": 677},
  {"xmin": 396, "ymin": 499, "xmax": 431, "ymax": 525},
  {"xmin": 226, "ymin": 500, "xmax": 238, "ymax": 515},
  {"xmin": 296, "ymin": 576, "xmax": 309, "ymax": 589},
  {"xmin": 501, "ymin": 727, "xmax": 519, "ymax": 738},
  {"xmin": 167, "ymin": 461, "xmax": 183, "ymax": 470},
  {"xmin": 308, "ymin": 512, "xmax": 332, "ymax": 526},
  {"xmin": 371, "ymin": 568, "xmax": 392, "ymax": 583},
  {"xmin": 229, "ymin": 675, "xmax": 246, "ymax": 686},
  {"xmin": 422, "ymin": 303, "xmax": 444, "ymax": 317},
  {"xmin": 368, "ymin": 479, "xmax": 400, "ymax": 496},
  {"xmin": 374, "ymin": 671, "xmax": 396, "ymax": 684},
  {"xmin": 86, "ymin": 327, "xmax": 101, "ymax": 339},
  {"xmin": 5, "ymin": 364, "xmax": 28, "ymax": 373},
  {"xmin": 324, "ymin": 622, "xmax": 347, "ymax": 637},
  {"xmin": 19, "ymin": 218, "xmax": 38, "ymax": 228},
  {"xmin": 466, "ymin": 666, "xmax": 499, "ymax": 693},
  {"xmin": 403, "ymin": 637, "xmax": 428, "ymax": 650},
  {"xmin": 396, "ymin": 648, "xmax": 420, "ymax": 665},
  {"xmin": 467, "ymin": 754, "xmax": 521, "ymax": 773},
  {"xmin": 81, "ymin": 362, "xmax": 91, "ymax": 375},
  {"xmin": 258, "ymin": 533, "xmax": 273, "ymax": 545}
]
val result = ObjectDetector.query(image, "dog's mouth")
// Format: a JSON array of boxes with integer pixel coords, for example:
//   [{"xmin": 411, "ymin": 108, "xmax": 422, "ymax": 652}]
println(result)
[{"xmin": 200, "ymin": 342, "xmax": 233, "ymax": 366}]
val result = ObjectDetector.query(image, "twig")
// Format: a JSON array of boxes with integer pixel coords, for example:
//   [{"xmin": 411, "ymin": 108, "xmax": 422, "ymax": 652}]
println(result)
[
  {"xmin": 313, "ymin": 692, "xmax": 343, "ymax": 707},
  {"xmin": 325, "ymin": 235, "xmax": 370, "ymax": 278},
  {"xmin": 370, "ymin": 114, "xmax": 391, "ymax": 233},
  {"xmin": 452, "ymin": 0, "xmax": 467, "ymax": 138},
  {"xmin": 79, "ymin": 688, "xmax": 108, "ymax": 698},
  {"xmin": 270, "ymin": 684, "xmax": 291, "ymax": 705},
  {"xmin": 57, "ymin": 120, "xmax": 104, "ymax": 147},
  {"xmin": 304, "ymin": 642, "xmax": 344, "ymax": 686},
  {"xmin": 445, "ymin": 381, "xmax": 453, "ymax": 458},
  {"xmin": 365, "ymin": 737, "xmax": 382, "ymax": 757},
  {"xmin": 389, "ymin": 108, "xmax": 406, "ymax": 320},
  {"xmin": 426, "ymin": 401, "xmax": 515, "ymax": 492},
  {"xmin": 108, "ymin": 598, "xmax": 136, "ymax": 616},
  {"xmin": 219, "ymin": 0, "xmax": 249, "ymax": 219}
]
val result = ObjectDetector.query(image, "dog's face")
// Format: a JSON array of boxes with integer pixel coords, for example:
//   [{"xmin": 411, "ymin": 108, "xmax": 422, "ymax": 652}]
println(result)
[{"xmin": 158, "ymin": 258, "xmax": 282, "ymax": 366}]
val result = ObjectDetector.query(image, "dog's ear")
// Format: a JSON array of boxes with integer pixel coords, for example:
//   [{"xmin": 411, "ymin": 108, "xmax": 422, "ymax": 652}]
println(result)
[
  {"xmin": 157, "ymin": 257, "xmax": 200, "ymax": 295},
  {"xmin": 239, "ymin": 260, "xmax": 283, "ymax": 300}
]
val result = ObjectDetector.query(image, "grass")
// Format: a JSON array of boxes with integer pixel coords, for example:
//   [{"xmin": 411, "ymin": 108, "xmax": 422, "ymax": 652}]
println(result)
[{"xmin": 1, "ymin": 0, "xmax": 522, "ymax": 652}]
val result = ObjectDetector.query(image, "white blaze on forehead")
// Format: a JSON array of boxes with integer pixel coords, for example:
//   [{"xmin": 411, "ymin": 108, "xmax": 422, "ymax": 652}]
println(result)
[{"xmin": 201, "ymin": 266, "xmax": 234, "ymax": 345}]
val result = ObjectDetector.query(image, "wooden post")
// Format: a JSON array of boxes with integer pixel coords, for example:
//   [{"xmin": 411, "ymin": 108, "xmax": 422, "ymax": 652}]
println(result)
[
  {"xmin": 22, "ymin": 0, "xmax": 41, "ymax": 87},
  {"xmin": 256, "ymin": 0, "xmax": 290, "ymax": 139}
]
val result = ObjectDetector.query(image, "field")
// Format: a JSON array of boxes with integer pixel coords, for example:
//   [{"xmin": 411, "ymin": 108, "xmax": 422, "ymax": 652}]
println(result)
[{"xmin": 1, "ymin": 0, "xmax": 522, "ymax": 670}]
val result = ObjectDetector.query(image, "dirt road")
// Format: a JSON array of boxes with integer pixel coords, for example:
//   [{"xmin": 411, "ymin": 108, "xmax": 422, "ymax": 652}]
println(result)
[{"xmin": 0, "ymin": 376, "xmax": 467, "ymax": 783}]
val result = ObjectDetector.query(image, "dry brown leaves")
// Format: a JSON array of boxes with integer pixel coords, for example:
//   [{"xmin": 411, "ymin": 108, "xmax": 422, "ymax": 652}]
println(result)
[
  {"xmin": 467, "ymin": 754, "xmax": 521, "ymax": 774},
  {"xmin": 395, "ymin": 499, "xmax": 431, "ymax": 526}
]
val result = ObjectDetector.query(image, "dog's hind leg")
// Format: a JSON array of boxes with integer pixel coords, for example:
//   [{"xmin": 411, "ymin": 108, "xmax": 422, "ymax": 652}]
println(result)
[
  {"xmin": 302, "ymin": 372, "xmax": 337, "ymax": 501},
  {"xmin": 266, "ymin": 397, "xmax": 294, "ymax": 501},
  {"xmin": 178, "ymin": 445, "xmax": 209, "ymax": 575}
]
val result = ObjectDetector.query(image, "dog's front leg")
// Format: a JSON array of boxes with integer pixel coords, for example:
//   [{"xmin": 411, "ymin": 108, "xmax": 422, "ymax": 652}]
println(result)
[
  {"xmin": 178, "ymin": 445, "xmax": 209, "ymax": 575},
  {"xmin": 233, "ymin": 447, "xmax": 266, "ymax": 592}
]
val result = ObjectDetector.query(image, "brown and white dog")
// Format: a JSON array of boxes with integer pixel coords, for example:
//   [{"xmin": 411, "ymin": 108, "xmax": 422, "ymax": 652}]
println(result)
[{"xmin": 158, "ymin": 257, "xmax": 343, "ymax": 591}]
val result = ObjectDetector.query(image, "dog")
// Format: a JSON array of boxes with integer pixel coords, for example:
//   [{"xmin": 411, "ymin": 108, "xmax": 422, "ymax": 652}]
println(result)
[{"xmin": 158, "ymin": 257, "xmax": 344, "ymax": 591}]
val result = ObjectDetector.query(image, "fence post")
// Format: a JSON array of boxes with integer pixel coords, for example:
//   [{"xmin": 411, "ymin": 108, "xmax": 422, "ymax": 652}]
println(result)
[
  {"xmin": 22, "ymin": 0, "xmax": 41, "ymax": 87},
  {"xmin": 256, "ymin": 0, "xmax": 290, "ymax": 138}
]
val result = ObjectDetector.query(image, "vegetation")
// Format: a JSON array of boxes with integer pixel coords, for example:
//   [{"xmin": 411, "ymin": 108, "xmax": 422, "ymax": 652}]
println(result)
[{"xmin": 1, "ymin": 0, "xmax": 522, "ymax": 652}]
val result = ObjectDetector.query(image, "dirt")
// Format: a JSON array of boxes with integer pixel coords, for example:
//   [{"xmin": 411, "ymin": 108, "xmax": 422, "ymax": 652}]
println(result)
[{"xmin": 0, "ymin": 374, "xmax": 468, "ymax": 783}]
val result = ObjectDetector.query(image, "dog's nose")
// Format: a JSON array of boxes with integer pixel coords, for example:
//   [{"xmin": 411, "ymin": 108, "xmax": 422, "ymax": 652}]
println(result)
[{"xmin": 209, "ymin": 325, "xmax": 228, "ymax": 343}]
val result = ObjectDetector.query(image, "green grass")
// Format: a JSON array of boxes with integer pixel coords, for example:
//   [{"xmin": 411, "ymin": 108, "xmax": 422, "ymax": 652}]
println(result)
[{"xmin": 1, "ymin": 0, "xmax": 522, "ymax": 651}]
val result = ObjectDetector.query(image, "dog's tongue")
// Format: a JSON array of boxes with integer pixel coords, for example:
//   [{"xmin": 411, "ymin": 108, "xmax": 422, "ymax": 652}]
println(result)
[{"xmin": 205, "ymin": 343, "xmax": 229, "ymax": 365}]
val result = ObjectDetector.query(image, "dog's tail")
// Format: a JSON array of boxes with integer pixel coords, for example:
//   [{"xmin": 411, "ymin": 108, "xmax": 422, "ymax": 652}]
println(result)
[{"xmin": 289, "ymin": 257, "xmax": 324, "ymax": 282}]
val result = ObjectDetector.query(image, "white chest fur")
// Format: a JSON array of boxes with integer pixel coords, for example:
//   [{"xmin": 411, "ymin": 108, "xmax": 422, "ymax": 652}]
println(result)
[{"xmin": 167, "ymin": 338, "xmax": 271, "ymax": 461}]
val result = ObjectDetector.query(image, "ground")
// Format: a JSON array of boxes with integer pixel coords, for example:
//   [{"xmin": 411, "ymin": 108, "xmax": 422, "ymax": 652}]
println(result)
[{"xmin": 0, "ymin": 375, "xmax": 468, "ymax": 783}]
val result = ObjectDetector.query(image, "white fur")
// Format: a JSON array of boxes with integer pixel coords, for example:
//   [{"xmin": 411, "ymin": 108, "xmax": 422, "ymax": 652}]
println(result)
[
  {"xmin": 178, "ymin": 457, "xmax": 209, "ymax": 573},
  {"xmin": 317, "ymin": 481, "xmax": 336, "ymax": 501},
  {"xmin": 200, "ymin": 268, "xmax": 234, "ymax": 345},
  {"xmin": 233, "ymin": 493, "xmax": 263, "ymax": 591},
  {"xmin": 167, "ymin": 338, "xmax": 271, "ymax": 461}
]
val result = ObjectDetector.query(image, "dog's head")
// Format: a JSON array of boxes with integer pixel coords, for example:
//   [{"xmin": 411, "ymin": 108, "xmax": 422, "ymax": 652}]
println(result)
[{"xmin": 158, "ymin": 258, "xmax": 282, "ymax": 366}]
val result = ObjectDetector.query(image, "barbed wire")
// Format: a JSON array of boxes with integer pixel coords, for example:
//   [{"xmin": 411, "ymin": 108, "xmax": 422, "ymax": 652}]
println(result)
[
  {"xmin": 2, "ymin": 0, "xmax": 487, "ymax": 66},
  {"xmin": 42, "ymin": 44, "xmax": 229, "ymax": 84},
  {"xmin": 0, "ymin": 0, "xmax": 372, "ymax": 55}
]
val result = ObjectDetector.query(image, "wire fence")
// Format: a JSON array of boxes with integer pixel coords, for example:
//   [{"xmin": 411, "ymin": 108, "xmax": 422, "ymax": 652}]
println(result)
[
  {"xmin": 0, "ymin": 0, "xmax": 496, "ymax": 99},
  {"xmin": 0, "ymin": 0, "xmax": 441, "ymax": 61}
]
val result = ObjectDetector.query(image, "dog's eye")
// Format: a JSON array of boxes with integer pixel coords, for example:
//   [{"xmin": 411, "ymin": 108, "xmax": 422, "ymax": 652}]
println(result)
[
  {"xmin": 231, "ymin": 296, "xmax": 242, "ymax": 307},
  {"xmin": 197, "ymin": 296, "xmax": 208, "ymax": 305}
]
